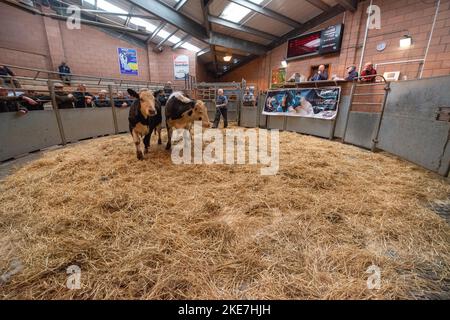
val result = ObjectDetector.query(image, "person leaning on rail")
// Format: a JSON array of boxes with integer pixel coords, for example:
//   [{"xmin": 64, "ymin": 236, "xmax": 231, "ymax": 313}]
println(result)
[
  {"xmin": 94, "ymin": 90, "xmax": 111, "ymax": 108},
  {"xmin": 73, "ymin": 84, "xmax": 95, "ymax": 108},
  {"xmin": 360, "ymin": 62, "xmax": 377, "ymax": 82},
  {"xmin": 114, "ymin": 91, "xmax": 133, "ymax": 108},
  {"xmin": 0, "ymin": 86, "xmax": 38, "ymax": 114}
]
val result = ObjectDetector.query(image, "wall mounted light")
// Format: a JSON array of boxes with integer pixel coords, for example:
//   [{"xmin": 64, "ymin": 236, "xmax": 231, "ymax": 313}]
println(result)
[
  {"xmin": 400, "ymin": 35, "xmax": 412, "ymax": 48},
  {"xmin": 223, "ymin": 55, "xmax": 232, "ymax": 62},
  {"xmin": 281, "ymin": 59, "xmax": 288, "ymax": 68}
]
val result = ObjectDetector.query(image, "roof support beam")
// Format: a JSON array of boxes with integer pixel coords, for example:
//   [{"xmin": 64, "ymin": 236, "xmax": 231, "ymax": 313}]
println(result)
[
  {"xmin": 197, "ymin": 48, "xmax": 211, "ymax": 56},
  {"xmin": 127, "ymin": 0, "xmax": 207, "ymax": 40},
  {"xmin": 144, "ymin": 0, "xmax": 189, "ymax": 44},
  {"xmin": 228, "ymin": 0, "xmax": 302, "ymax": 28},
  {"xmin": 304, "ymin": 0, "xmax": 331, "ymax": 11},
  {"xmin": 155, "ymin": 29, "xmax": 179, "ymax": 50},
  {"xmin": 269, "ymin": 4, "xmax": 347, "ymax": 49},
  {"xmin": 172, "ymin": 35, "xmax": 191, "ymax": 50},
  {"xmin": 208, "ymin": 15, "xmax": 277, "ymax": 41},
  {"xmin": 335, "ymin": 0, "xmax": 358, "ymax": 12},
  {"xmin": 209, "ymin": 32, "xmax": 267, "ymax": 55},
  {"xmin": 127, "ymin": 0, "xmax": 268, "ymax": 55},
  {"xmin": 201, "ymin": 0, "xmax": 218, "ymax": 74}
]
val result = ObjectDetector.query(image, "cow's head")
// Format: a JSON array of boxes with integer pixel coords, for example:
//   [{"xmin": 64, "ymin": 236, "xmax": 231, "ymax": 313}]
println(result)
[
  {"xmin": 128, "ymin": 88, "xmax": 156, "ymax": 118},
  {"xmin": 189, "ymin": 100, "xmax": 210, "ymax": 128}
]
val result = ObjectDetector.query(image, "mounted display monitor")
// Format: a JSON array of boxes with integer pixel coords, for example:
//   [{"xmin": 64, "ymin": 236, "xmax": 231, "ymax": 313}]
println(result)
[
  {"xmin": 287, "ymin": 31, "xmax": 322, "ymax": 59},
  {"xmin": 319, "ymin": 24, "xmax": 344, "ymax": 55},
  {"xmin": 287, "ymin": 24, "xmax": 344, "ymax": 60}
]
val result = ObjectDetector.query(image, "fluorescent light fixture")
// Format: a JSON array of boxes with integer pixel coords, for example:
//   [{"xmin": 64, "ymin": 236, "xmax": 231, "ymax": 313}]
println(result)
[{"xmin": 400, "ymin": 35, "xmax": 412, "ymax": 48}]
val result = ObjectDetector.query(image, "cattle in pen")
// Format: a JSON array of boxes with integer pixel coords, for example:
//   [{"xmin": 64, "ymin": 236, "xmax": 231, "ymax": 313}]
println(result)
[
  {"xmin": 127, "ymin": 88, "xmax": 162, "ymax": 160},
  {"xmin": 164, "ymin": 91, "xmax": 210, "ymax": 150}
]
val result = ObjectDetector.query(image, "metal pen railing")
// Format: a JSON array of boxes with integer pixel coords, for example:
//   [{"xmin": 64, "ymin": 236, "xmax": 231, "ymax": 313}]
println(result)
[
  {"xmin": 0, "ymin": 63, "xmax": 185, "ymax": 91},
  {"xmin": 342, "ymin": 74, "xmax": 391, "ymax": 151}
]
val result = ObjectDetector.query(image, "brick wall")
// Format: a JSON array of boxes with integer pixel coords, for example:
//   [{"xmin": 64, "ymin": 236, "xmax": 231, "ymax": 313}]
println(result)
[
  {"xmin": 220, "ymin": 0, "xmax": 450, "ymax": 88},
  {"xmin": 0, "ymin": 2, "xmax": 50, "ymax": 74},
  {"xmin": 0, "ymin": 2, "xmax": 199, "ymax": 83},
  {"xmin": 148, "ymin": 47, "xmax": 197, "ymax": 84}
]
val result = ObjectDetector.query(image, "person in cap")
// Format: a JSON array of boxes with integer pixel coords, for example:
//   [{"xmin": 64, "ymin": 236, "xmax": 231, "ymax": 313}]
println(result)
[{"xmin": 94, "ymin": 90, "xmax": 110, "ymax": 108}]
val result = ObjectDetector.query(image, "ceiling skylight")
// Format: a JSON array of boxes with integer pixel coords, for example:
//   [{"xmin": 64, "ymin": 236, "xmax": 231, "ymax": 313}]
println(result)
[
  {"xmin": 83, "ymin": 0, "xmax": 201, "ymax": 52},
  {"xmin": 220, "ymin": 0, "xmax": 265, "ymax": 23}
]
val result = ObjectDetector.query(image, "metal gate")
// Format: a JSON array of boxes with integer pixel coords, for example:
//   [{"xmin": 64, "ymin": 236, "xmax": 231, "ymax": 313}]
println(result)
[{"xmin": 377, "ymin": 76, "xmax": 450, "ymax": 176}]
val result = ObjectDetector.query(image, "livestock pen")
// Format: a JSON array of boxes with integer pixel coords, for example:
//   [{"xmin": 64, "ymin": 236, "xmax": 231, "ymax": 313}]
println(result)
[{"xmin": 0, "ymin": 71, "xmax": 449, "ymax": 300}]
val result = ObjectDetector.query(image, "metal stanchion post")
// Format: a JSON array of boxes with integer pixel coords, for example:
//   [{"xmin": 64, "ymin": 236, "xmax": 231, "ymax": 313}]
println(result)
[
  {"xmin": 108, "ymin": 85, "xmax": 119, "ymax": 134},
  {"xmin": 48, "ymin": 79, "xmax": 66, "ymax": 145}
]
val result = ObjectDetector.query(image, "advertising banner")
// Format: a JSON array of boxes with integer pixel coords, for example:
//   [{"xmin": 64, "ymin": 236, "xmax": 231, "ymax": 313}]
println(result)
[
  {"xmin": 174, "ymin": 55, "xmax": 190, "ymax": 80},
  {"xmin": 118, "ymin": 48, "xmax": 138, "ymax": 75},
  {"xmin": 263, "ymin": 87, "xmax": 341, "ymax": 120}
]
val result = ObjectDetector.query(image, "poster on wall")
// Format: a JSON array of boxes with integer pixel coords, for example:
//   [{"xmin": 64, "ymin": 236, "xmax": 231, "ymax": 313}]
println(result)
[
  {"xmin": 118, "ymin": 48, "xmax": 138, "ymax": 75},
  {"xmin": 271, "ymin": 68, "xmax": 286, "ymax": 86},
  {"xmin": 263, "ymin": 87, "xmax": 341, "ymax": 120},
  {"xmin": 174, "ymin": 55, "xmax": 190, "ymax": 80}
]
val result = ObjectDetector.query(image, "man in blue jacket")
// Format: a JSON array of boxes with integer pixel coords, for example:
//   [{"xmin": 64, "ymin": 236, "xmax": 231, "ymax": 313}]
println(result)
[{"xmin": 58, "ymin": 61, "xmax": 72, "ymax": 85}]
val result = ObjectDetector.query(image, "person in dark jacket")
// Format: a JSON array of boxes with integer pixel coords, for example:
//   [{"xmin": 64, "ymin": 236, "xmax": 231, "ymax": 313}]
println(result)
[
  {"xmin": 114, "ymin": 91, "xmax": 133, "ymax": 108},
  {"xmin": 212, "ymin": 88, "xmax": 228, "ymax": 129},
  {"xmin": 54, "ymin": 83, "xmax": 75, "ymax": 108},
  {"xmin": 58, "ymin": 61, "xmax": 72, "ymax": 85},
  {"xmin": 0, "ymin": 86, "xmax": 31, "ymax": 113},
  {"xmin": 73, "ymin": 84, "xmax": 94, "ymax": 108},
  {"xmin": 163, "ymin": 81, "xmax": 173, "ymax": 99},
  {"xmin": 0, "ymin": 65, "xmax": 21, "ymax": 88},
  {"xmin": 94, "ymin": 90, "xmax": 110, "ymax": 108},
  {"xmin": 310, "ymin": 65, "xmax": 328, "ymax": 81},
  {"xmin": 19, "ymin": 90, "xmax": 45, "ymax": 111},
  {"xmin": 154, "ymin": 89, "xmax": 167, "ymax": 107},
  {"xmin": 345, "ymin": 66, "xmax": 359, "ymax": 81}
]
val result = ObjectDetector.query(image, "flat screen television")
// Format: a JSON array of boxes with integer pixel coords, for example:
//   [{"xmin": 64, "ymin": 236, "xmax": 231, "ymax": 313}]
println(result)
[
  {"xmin": 287, "ymin": 24, "xmax": 344, "ymax": 60},
  {"xmin": 287, "ymin": 31, "xmax": 322, "ymax": 59}
]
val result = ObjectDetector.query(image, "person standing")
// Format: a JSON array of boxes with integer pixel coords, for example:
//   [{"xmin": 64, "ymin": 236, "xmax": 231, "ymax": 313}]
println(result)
[
  {"xmin": 212, "ymin": 88, "xmax": 228, "ymax": 129},
  {"xmin": 58, "ymin": 61, "xmax": 72, "ymax": 86}
]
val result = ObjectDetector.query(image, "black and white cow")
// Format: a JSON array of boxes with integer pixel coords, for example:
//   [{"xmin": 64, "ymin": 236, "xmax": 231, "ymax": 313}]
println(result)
[
  {"xmin": 165, "ymin": 91, "xmax": 211, "ymax": 150},
  {"xmin": 127, "ymin": 88, "xmax": 162, "ymax": 160}
]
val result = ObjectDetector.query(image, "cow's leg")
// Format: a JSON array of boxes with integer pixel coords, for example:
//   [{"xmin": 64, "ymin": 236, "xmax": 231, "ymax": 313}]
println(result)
[
  {"xmin": 166, "ymin": 122, "xmax": 172, "ymax": 150},
  {"xmin": 132, "ymin": 130, "xmax": 144, "ymax": 160},
  {"xmin": 157, "ymin": 125, "xmax": 162, "ymax": 145},
  {"xmin": 143, "ymin": 131, "xmax": 152, "ymax": 154}
]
